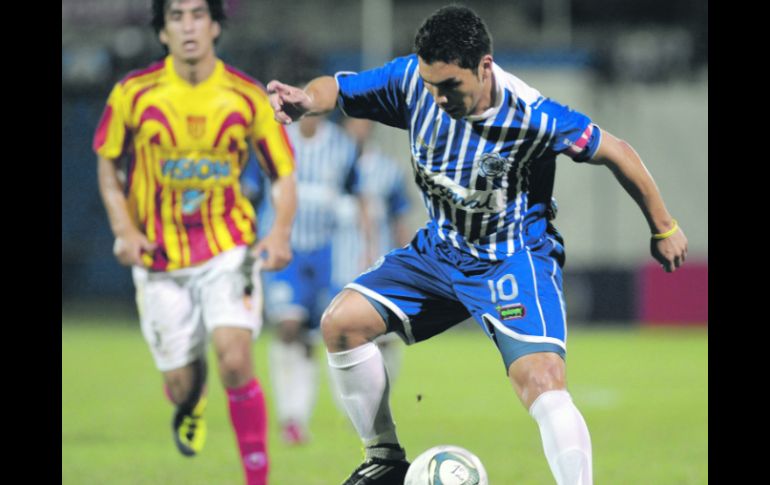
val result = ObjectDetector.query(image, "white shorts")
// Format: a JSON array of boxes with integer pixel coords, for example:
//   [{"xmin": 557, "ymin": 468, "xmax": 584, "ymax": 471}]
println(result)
[{"xmin": 132, "ymin": 246, "xmax": 263, "ymax": 372}]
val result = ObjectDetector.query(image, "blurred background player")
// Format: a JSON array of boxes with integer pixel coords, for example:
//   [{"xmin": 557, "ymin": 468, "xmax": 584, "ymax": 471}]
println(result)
[
  {"xmin": 247, "ymin": 109, "xmax": 370, "ymax": 445},
  {"xmin": 93, "ymin": 1, "xmax": 297, "ymax": 484},
  {"xmin": 268, "ymin": 5, "xmax": 688, "ymax": 484},
  {"xmin": 331, "ymin": 118, "xmax": 412, "ymax": 383}
]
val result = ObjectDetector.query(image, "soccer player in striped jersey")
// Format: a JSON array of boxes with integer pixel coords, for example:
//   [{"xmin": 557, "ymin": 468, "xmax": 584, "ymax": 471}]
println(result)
[
  {"xmin": 94, "ymin": 1, "xmax": 296, "ymax": 483},
  {"xmin": 268, "ymin": 5, "xmax": 688, "ymax": 485},
  {"xmin": 257, "ymin": 114, "xmax": 368, "ymax": 445}
]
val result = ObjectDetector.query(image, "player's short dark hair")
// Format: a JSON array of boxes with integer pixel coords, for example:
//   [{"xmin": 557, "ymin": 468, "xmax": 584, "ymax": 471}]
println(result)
[
  {"xmin": 414, "ymin": 5, "xmax": 492, "ymax": 71},
  {"xmin": 151, "ymin": 0, "xmax": 227, "ymax": 34}
]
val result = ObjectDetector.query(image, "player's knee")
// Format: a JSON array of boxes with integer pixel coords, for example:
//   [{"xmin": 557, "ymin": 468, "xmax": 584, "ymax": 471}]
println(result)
[
  {"xmin": 320, "ymin": 304, "xmax": 347, "ymax": 345},
  {"xmin": 509, "ymin": 353, "xmax": 566, "ymax": 407},
  {"xmin": 217, "ymin": 349, "xmax": 252, "ymax": 387},
  {"xmin": 321, "ymin": 290, "xmax": 386, "ymax": 351},
  {"xmin": 320, "ymin": 304, "xmax": 363, "ymax": 351},
  {"xmin": 522, "ymin": 366, "xmax": 564, "ymax": 395}
]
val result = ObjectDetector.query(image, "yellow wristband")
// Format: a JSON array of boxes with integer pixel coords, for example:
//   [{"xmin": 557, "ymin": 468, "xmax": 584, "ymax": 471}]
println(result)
[{"xmin": 652, "ymin": 219, "xmax": 679, "ymax": 240}]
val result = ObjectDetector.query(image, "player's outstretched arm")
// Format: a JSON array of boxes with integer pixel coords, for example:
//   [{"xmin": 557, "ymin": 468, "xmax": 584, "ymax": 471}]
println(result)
[
  {"xmin": 253, "ymin": 173, "xmax": 296, "ymax": 271},
  {"xmin": 587, "ymin": 129, "xmax": 688, "ymax": 272},
  {"xmin": 267, "ymin": 76, "xmax": 339, "ymax": 124},
  {"xmin": 97, "ymin": 156, "xmax": 157, "ymax": 266}
]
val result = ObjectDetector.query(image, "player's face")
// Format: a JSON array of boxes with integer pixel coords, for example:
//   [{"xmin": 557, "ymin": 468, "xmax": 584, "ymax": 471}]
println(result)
[
  {"xmin": 418, "ymin": 55, "xmax": 493, "ymax": 119},
  {"xmin": 159, "ymin": 0, "xmax": 220, "ymax": 64}
]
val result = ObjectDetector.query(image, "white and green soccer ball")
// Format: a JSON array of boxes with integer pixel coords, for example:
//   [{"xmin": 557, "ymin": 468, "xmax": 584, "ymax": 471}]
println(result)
[{"xmin": 404, "ymin": 445, "xmax": 489, "ymax": 485}]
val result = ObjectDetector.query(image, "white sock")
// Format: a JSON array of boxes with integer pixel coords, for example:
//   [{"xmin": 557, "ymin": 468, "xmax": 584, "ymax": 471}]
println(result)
[
  {"xmin": 327, "ymin": 343, "xmax": 399, "ymax": 448},
  {"xmin": 375, "ymin": 334, "xmax": 404, "ymax": 384},
  {"xmin": 529, "ymin": 390, "xmax": 593, "ymax": 485},
  {"xmin": 329, "ymin": 336, "xmax": 404, "ymax": 416},
  {"xmin": 268, "ymin": 340, "xmax": 318, "ymax": 428},
  {"xmin": 327, "ymin": 367, "xmax": 348, "ymax": 417}
]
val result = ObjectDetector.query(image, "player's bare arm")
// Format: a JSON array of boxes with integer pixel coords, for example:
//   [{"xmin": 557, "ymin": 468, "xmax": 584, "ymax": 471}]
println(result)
[
  {"xmin": 356, "ymin": 194, "xmax": 378, "ymax": 267},
  {"xmin": 253, "ymin": 173, "xmax": 297, "ymax": 270},
  {"xmin": 267, "ymin": 76, "xmax": 339, "ymax": 124},
  {"xmin": 97, "ymin": 155, "xmax": 157, "ymax": 266},
  {"xmin": 587, "ymin": 129, "xmax": 688, "ymax": 272}
]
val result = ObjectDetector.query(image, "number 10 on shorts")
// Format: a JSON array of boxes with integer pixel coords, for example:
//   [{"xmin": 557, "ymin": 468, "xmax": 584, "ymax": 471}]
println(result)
[{"xmin": 487, "ymin": 274, "xmax": 518, "ymax": 303}]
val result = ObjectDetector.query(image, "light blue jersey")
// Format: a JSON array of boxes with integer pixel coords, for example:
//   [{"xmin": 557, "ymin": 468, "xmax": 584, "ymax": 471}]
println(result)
[
  {"xmin": 243, "ymin": 119, "xmax": 360, "ymax": 326},
  {"xmin": 360, "ymin": 147, "xmax": 412, "ymax": 254},
  {"xmin": 331, "ymin": 147, "xmax": 411, "ymax": 292},
  {"xmin": 285, "ymin": 120, "xmax": 360, "ymax": 251},
  {"xmin": 336, "ymin": 54, "xmax": 600, "ymax": 262}
]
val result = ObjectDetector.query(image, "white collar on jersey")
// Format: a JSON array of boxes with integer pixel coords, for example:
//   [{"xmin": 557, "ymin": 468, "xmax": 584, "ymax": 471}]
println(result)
[{"xmin": 464, "ymin": 62, "xmax": 506, "ymax": 122}]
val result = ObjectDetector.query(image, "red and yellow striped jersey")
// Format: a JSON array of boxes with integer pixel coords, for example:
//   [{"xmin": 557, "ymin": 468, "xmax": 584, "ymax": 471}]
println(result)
[{"xmin": 93, "ymin": 56, "xmax": 295, "ymax": 271}]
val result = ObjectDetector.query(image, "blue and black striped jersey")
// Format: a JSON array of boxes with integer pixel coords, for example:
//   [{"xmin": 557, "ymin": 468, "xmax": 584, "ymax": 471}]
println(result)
[{"xmin": 336, "ymin": 54, "xmax": 600, "ymax": 262}]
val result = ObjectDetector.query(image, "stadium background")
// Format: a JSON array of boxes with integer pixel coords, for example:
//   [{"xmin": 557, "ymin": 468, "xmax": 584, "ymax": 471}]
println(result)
[{"xmin": 62, "ymin": 1, "xmax": 707, "ymax": 483}]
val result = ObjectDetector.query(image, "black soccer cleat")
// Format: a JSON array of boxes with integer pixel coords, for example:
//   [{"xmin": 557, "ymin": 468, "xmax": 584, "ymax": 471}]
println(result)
[{"xmin": 341, "ymin": 456, "xmax": 410, "ymax": 485}]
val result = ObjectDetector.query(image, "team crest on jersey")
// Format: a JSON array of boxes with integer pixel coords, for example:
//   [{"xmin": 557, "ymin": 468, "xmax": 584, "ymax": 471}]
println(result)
[
  {"xmin": 477, "ymin": 152, "xmax": 512, "ymax": 179},
  {"xmin": 186, "ymin": 115, "xmax": 206, "ymax": 139}
]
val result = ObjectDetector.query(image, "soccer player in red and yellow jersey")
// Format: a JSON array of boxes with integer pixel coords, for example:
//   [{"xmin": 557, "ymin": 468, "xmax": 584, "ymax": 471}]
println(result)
[{"xmin": 94, "ymin": 1, "xmax": 296, "ymax": 483}]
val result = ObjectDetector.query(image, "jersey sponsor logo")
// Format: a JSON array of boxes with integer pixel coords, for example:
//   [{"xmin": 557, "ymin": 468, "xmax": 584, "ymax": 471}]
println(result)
[
  {"xmin": 477, "ymin": 152, "xmax": 512, "ymax": 179},
  {"xmin": 496, "ymin": 303, "xmax": 525, "ymax": 320},
  {"xmin": 186, "ymin": 115, "xmax": 206, "ymax": 139},
  {"xmin": 160, "ymin": 157, "xmax": 234, "ymax": 188},
  {"xmin": 414, "ymin": 162, "xmax": 505, "ymax": 213}
]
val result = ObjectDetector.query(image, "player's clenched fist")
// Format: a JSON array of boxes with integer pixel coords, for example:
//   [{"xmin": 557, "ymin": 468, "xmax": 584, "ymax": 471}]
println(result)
[
  {"xmin": 113, "ymin": 230, "xmax": 157, "ymax": 267},
  {"xmin": 267, "ymin": 80, "xmax": 313, "ymax": 124}
]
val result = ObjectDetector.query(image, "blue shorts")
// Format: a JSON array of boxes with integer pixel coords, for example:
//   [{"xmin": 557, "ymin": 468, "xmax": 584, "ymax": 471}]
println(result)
[
  {"xmin": 262, "ymin": 245, "xmax": 333, "ymax": 329},
  {"xmin": 347, "ymin": 228, "xmax": 567, "ymax": 371}
]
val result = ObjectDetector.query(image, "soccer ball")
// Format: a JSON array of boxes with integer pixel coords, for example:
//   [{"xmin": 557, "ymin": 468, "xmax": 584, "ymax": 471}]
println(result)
[{"xmin": 404, "ymin": 445, "xmax": 489, "ymax": 485}]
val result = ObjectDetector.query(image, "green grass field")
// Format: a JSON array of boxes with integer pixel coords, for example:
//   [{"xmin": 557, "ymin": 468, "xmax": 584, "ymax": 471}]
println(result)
[{"xmin": 62, "ymin": 312, "xmax": 707, "ymax": 484}]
